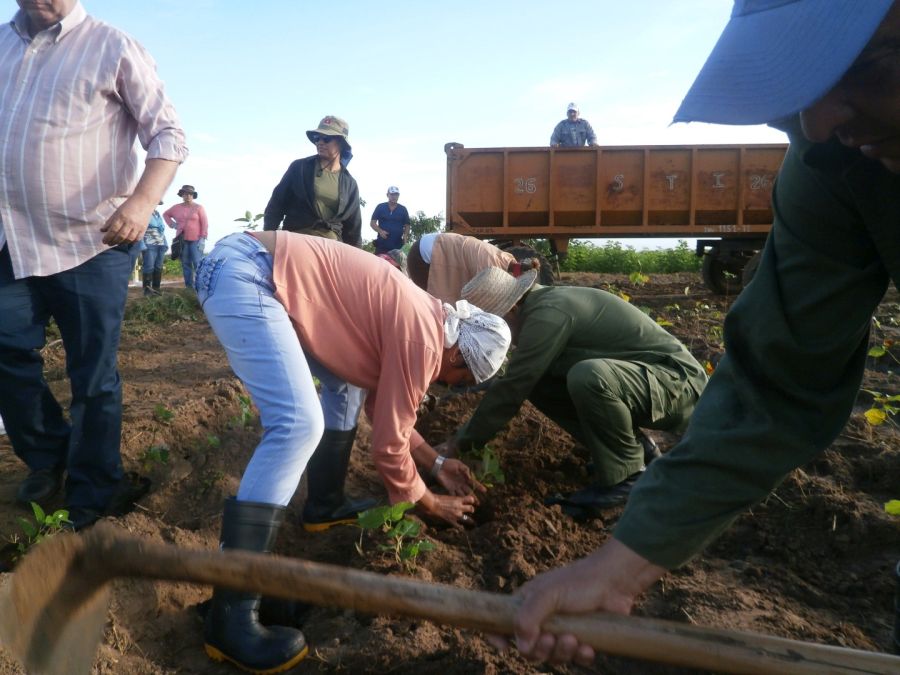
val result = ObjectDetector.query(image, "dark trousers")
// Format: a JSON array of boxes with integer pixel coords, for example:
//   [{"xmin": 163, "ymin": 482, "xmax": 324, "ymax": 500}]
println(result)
[{"xmin": 0, "ymin": 243, "xmax": 133, "ymax": 511}]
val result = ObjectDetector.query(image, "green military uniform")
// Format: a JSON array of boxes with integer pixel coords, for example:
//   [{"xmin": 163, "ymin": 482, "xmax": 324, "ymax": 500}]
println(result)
[
  {"xmin": 455, "ymin": 285, "xmax": 707, "ymax": 486},
  {"xmin": 617, "ymin": 124, "xmax": 900, "ymax": 569}
]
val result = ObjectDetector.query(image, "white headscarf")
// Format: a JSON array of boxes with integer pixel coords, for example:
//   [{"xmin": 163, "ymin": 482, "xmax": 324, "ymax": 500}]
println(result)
[{"xmin": 442, "ymin": 300, "xmax": 511, "ymax": 383}]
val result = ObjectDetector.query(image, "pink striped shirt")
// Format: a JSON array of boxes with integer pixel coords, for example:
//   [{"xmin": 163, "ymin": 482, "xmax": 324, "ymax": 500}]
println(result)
[
  {"xmin": 162, "ymin": 203, "xmax": 208, "ymax": 241},
  {"xmin": 0, "ymin": 3, "xmax": 188, "ymax": 278}
]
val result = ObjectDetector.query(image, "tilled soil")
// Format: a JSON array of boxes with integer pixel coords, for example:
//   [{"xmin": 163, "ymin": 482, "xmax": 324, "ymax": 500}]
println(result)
[{"xmin": 0, "ymin": 272, "xmax": 898, "ymax": 674}]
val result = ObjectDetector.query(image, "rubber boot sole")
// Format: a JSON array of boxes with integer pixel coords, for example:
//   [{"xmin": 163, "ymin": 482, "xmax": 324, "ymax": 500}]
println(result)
[{"xmin": 204, "ymin": 642, "xmax": 309, "ymax": 674}]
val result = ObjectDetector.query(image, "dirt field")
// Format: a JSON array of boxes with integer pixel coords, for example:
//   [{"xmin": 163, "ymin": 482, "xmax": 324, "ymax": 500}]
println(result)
[{"xmin": 0, "ymin": 271, "xmax": 898, "ymax": 674}]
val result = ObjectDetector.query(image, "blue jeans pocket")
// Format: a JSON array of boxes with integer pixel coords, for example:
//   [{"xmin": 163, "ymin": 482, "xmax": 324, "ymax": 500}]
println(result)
[{"xmin": 196, "ymin": 257, "xmax": 225, "ymax": 305}]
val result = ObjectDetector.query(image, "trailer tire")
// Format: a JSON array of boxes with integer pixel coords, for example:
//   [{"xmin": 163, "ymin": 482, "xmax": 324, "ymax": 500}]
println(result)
[
  {"xmin": 701, "ymin": 252, "xmax": 743, "ymax": 295},
  {"xmin": 741, "ymin": 250, "xmax": 763, "ymax": 288}
]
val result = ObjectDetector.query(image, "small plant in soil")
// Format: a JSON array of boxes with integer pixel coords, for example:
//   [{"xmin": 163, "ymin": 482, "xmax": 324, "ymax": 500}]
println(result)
[
  {"xmin": 862, "ymin": 389, "xmax": 900, "ymax": 427},
  {"xmin": 140, "ymin": 444, "xmax": 170, "ymax": 471},
  {"xmin": 153, "ymin": 404, "xmax": 175, "ymax": 424},
  {"xmin": 12, "ymin": 502, "xmax": 70, "ymax": 558},
  {"xmin": 206, "ymin": 434, "xmax": 221, "ymax": 448},
  {"xmin": 464, "ymin": 445, "xmax": 505, "ymax": 487},
  {"xmin": 230, "ymin": 394, "xmax": 256, "ymax": 429},
  {"xmin": 628, "ymin": 271, "xmax": 650, "ymax": 287},
  {"xmin": 199, "ymin": 469, "xmax": 225, "ymax": 495},
  {"xmin": 356, "ymin": 503, "xmax": 435, "ymax": 571}
]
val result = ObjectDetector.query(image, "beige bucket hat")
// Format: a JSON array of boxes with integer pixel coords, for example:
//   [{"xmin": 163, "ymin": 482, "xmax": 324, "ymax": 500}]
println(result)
[{"xmin": 461, "ymin": 266, "xmax": 538, "ymax": 317}]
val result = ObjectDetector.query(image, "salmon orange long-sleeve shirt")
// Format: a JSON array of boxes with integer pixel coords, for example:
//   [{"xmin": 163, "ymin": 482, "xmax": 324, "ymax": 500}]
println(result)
[{"xmin": 270, "ymin": 232, "xmax": 443, "ymax": 504}]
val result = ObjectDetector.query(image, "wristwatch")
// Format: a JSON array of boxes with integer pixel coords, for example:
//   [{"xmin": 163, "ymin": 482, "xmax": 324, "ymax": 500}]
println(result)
[{"xmin": 430, "ymin": 455, "xmax": 446, "ymax": 478}]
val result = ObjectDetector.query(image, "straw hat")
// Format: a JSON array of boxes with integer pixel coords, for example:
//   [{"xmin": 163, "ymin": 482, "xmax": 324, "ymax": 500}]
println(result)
[{"xmin": 461, "ymin": 266, "xmax": 538, "ymax": 317}]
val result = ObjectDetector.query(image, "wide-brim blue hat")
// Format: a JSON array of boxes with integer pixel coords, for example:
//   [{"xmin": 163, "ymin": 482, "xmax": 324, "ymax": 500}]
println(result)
[{"xmin": 674, "ymin": 0, "xmax": 894, "ymax": 125}]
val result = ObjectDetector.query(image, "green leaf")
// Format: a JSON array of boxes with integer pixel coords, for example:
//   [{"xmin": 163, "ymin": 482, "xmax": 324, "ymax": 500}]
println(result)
[
  {"xmin": 387, "ymin": 502, "xmax": 414, "ymax": 522},
  {"xmin": 390, "ymin": 519, "xmax": 419, "ymax": 539},
  {"xmin": 868, "ymin": 345, "xmax": 887, "ymax": 358},
  {"xmin": 357, "ymin": 506, "xmax": 392, "ymax": 530},
  {"xmin": 17, "ymin": 518, "xmax": 38, "ymax": 539},
  {"xmin": 864, "ymin": 408, "xmax": 887, "ymax": 426},
  {"xmin": 31, "ymin": 501, "xmax": 46, "ymax": 523}
]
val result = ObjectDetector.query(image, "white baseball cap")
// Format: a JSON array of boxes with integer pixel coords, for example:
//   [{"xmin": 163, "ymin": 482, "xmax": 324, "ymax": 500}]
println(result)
[
  {"xmin": 566, "ymin": 102, "xmax": 579, "ymax": 112},
  {"xmin": 387, "ymin": 186, "xmax": 400, "ymax": 194}
]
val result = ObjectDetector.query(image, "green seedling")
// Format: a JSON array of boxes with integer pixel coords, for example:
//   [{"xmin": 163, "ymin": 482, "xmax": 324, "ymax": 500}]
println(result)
[
  {"xmin": 356, "ymin": 503, "xmax": 435, "ymax": 570},
  {"xmin": 628, "ymin": 271, "xmax": 650, "ymax": 286},
  {"xmin": 465, "ymin": 445, "xmax": 505, "ymax": 487},
  {"xmin": 13, "ymin": 502, "xmax": 70, "ymax": 558},
  {"xmin": 141, "ymin": 444, "xmax": 170, "ymax": 471},
  {"xmin": 868, "ymin": 337, "xmax": 899, "ymax": 365},
  {"xmin": 234, "ymin": 210, "xmax": 264, "ymax": 231},
  {"xmin": 206, "ymin": 434, "xmax": 221, "ymax": 448},
  {"xmin": 153, "ymin": 404, "xmax": 175, "ymax": 424},
  {"xmin": 199, "ymin": 469, "xmax": 225, "ymax": 495},
  {"xmin": 230, "ymin": 394, "xmax": 256, "ymax": 429},
  {"xmin": 862, "ymin": 389, "xmax": 900, "ymax": 427}
]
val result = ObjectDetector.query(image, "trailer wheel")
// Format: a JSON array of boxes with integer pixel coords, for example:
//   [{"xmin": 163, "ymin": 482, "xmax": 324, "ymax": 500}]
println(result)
[
  {"xmin": 501, "ymin": 245, "xmax": 555, "ymax": 286},
  {"xmin": 742, "ymin": 250, "xmax": 763, "ymax": 288},
  {"xmin": 701, "ymin": 252, "xmax": 744, "ymax": 295}
]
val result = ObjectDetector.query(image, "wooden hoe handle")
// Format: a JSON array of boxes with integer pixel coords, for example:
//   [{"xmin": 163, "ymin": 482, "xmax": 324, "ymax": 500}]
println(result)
[{"xmin": 89, "ymin": 528, "xmax": 900, "ymax": 675}]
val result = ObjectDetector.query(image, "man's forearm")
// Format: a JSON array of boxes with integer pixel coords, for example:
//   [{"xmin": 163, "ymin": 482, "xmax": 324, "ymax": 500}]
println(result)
[{"xmin": 131, "ymin": 158, "xmax": 179, "ymax": 209}]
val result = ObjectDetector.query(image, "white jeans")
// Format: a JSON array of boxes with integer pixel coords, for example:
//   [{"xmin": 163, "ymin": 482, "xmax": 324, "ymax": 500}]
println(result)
[{"xmin": 196, "ymin": 233, "xmax": 365, "ymax": 505}]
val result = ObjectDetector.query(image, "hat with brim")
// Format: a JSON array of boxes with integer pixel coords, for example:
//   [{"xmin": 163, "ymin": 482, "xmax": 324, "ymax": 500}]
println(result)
[
  {"xmin": 461, "ymin": 266, "xmax": 538, "ymax": 317},
  {"xmin": 306, "ymin": 115, "xmax": 351, "ymax": 150},
  {"xmin": 673, "ymin": 0, "xmax": 893, "ymax": 126},
  {"xmin": 177, "ymin": 184, "xmax": 197, "ymax": 198}
]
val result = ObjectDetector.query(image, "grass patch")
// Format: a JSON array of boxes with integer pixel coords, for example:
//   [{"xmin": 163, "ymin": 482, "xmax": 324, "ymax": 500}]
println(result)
[{"xmin": 124, "ymin": 289, "xmax": 201, "ymax": 327}]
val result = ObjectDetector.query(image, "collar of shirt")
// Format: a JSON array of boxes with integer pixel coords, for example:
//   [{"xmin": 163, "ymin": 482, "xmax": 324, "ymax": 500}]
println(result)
[{"xmin": 11, "ymin": 1, "xmax": 86, "ymax": 43}]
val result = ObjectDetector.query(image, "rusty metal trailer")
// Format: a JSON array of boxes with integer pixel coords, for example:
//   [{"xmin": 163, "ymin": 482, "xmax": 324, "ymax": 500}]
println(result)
[{"xmin": 444, "ymin": 142, "xmax": 788, "ymax": 293}]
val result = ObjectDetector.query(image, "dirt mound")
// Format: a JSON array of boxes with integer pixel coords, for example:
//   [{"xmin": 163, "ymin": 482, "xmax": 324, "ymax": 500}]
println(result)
[{"xmin": 1, "ymin": 274, "xmax": 898, "ymax": 674}]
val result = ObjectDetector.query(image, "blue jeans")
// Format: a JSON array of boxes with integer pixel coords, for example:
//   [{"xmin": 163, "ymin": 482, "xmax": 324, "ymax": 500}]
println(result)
[
  {"xmin": 196, "ymin": 233, "xmax": 365, "ymax": 505},
  {"xmin": 142, "ymin": 244, "xmax": 167, "ymax": 274},
  {"xmin": 180, "ymin": 239, "xmax": 203, "ymax": 288},
  {"xmin": 0, "ymin": 244, "xmax": 133, "ymax": 511}
]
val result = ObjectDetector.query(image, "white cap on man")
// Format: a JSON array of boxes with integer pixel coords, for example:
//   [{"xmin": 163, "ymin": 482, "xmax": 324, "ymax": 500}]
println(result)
[
  {"xmin": 387, "ymin": 186, "xmax": 400, "ymax": 194},
  {"xmin": 566, "ymin": 102, "xmax": 579, "ymax": 113}
]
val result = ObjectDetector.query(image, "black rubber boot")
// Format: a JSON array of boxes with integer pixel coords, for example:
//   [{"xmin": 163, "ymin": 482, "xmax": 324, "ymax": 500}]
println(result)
[
  {"xmin": 204, "ymin": 498, "xmax": 309, "ymax": 673},
  {"xmin": 142, "ymin": 273, "xmax": 153, "ymax": 297},
  {"xmin": 151, "ymin": 269, "xmax": 162, "ymax": 295},
  {"xmin": 301, "ymin": 427, "xmax": 376, "ymax": 532}
]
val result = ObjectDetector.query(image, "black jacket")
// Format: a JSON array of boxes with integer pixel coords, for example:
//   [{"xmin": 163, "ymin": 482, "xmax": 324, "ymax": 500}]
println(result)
[{"xmin": 263, "ymin": 155, "xmax": 362, "ymax": 246}]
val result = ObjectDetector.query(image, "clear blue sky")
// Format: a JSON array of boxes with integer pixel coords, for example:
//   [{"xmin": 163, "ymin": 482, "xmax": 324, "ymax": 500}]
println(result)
[{"xmin": 82, "ymin": 0, "xmax": 786, "ymax": 249}]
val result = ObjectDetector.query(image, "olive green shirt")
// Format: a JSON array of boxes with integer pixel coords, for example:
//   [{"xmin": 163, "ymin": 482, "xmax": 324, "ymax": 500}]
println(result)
[
  {"xmin": 456, "ymin": 285, "xmax": 707, "ymax": 451},
  {"xmin": 314, "ymin": 168, "xmax": 340, "ymax": 221},
  {"xmin": 616, "ymin": 125, "xmax": 899, "ymax": 569}
]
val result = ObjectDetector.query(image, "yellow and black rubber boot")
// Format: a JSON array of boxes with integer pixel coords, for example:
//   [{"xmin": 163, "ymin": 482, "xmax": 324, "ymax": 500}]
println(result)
[
  {"xmin": 204, "ymin": 498, "xmax": 309, "ymax": 673},
  {"xmin": 301, "ymin": 427, "xmax": 376, "ymax": 532}
]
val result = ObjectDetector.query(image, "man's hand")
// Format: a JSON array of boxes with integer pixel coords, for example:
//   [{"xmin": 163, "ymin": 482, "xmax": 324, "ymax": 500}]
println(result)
[
  {"xmin": 101, "ymin": 157, "xmax": 178, "ymax": 246},
  {"xmin": 416, "ymin": 489, "xmax": 477, "ymax": 528},
  {"xmin": 486, "ymin": 538, "xmax": 666, "ymax": 666},
  {"xmin": 100, "ymin": 196, "xmax": 154, "ymax": 246},
  {"xmin": 435, "ymin": 458, "xmax": 486, "ymax": 497}
]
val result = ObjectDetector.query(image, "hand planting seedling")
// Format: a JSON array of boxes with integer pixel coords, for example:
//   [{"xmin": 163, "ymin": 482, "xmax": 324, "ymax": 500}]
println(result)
[{"xmin": 356, "ymin": 503, "xmax": 435, "ymax": 571}]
